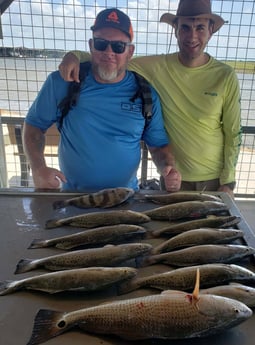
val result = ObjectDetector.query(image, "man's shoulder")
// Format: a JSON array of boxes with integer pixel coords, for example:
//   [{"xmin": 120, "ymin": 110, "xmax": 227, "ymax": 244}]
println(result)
[
  {"xmin": 210, "ymin": 57, "xmax": 236, "ymax": 73},
  {"xmin": 130, "ymin": 53, "xmax": 174, "ymax": 65}
]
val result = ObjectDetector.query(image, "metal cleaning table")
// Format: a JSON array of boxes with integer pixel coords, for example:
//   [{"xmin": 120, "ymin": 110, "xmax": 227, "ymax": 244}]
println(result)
[{"xmin": 0, "ymin": 190, "xmax": 255, "ymax": 345}]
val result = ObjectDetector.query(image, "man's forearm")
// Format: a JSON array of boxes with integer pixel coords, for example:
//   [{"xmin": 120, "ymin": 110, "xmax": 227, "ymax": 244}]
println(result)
[
  {"xmin": 149, "ymin": 144, "xmax": 176, "ymax": 174},
  {"xmin": 22, "ymin": 123, "xmax": 47, "ymax": 171}
]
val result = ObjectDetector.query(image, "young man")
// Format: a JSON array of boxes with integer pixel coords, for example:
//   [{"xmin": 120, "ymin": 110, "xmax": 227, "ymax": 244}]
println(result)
[
  {"xmin": 23, "ymin": 8, "xmax": 181, "ymax": 192},
  {"xmin": 59, "ymin": 0, "xmax": 242, "ymax": 198}
]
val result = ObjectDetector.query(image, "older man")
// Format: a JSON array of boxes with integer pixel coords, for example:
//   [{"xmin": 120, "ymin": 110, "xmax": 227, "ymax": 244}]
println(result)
[{"xmin": 23, "ymin": 8, "xmax": 181, "ymax": 192}]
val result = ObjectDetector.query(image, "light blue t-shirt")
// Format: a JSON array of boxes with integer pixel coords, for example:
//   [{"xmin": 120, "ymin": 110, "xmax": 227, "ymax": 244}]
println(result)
[{"xmin": 25, "ymin": 69, "xmax": 169, "ymax": 191}]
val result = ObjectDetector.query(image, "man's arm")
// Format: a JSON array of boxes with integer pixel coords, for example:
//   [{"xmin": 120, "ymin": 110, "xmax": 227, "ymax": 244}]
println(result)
[
  {"xmin": 22, "ymin": 122, "xmax": 66, "ymax": 189},
  {"xmin": 58, "ymin": 52, "xmax": 91, "ymax": 82},
  {"xmin": 218, "ymin": 69, "xmax": 242, "ymax": 198},
  {"xmin": 148, "ymin": 144, "xmax": 181, "ymax": 192}
]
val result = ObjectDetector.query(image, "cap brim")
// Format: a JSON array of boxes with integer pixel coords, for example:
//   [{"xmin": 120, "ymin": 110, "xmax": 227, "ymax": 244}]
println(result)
[{"xmin": 160, "ymin": 12, "xmax": 226, "ymax": 33}]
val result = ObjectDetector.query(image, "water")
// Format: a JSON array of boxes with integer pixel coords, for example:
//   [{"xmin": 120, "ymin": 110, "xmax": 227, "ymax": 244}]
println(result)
[
  {"xmin": 0, "ymin": 57, "xmax": 254, "ymax": 125},
  {"xmin": 0, "ymin": 58, "xmax": 254, "ymax": 194}
]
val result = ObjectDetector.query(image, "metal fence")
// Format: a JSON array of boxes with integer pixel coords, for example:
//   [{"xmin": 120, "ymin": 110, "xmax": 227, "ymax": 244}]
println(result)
[{"xmin": 0, "ymin": 0, "xmax": 254, "ymax": 196}]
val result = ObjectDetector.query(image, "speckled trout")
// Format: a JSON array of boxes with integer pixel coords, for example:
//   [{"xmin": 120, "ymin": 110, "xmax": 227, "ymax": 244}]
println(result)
[
  {"xmin": 29, "ymin": 224, "xmax": 146, "ymax": 250},
  {"xmin": 26, "ymin": 270, "xmax": 252, "ymax": 345},
  {"xmin": 152, "ymin": 228, "xmax": 244, "ymax": 254},
  {"xmin": 15, "ymin": 243, "xmax": 152, "ymax": 274},
  {"xmin": 118, "ymin": 263, "xmax": 255, "ymax": 295},
  {"xmin": 153, "ymin": 215, "xmax": 241, "ymax": 236},
  {"xmin": 144, "ymin": 191, "xmax": 222, "ymax": 204},
  {"xmin": 52, "ymin": 187, "xmax": 135, "ymax": 209},
  {"xmin": 45, "ymin": 210, "xmax": 151, "ymax": 229},
  {"xmin": 143, "ymin": 244, "xmax": 255, "ymax": 267},
  {"xmin": 143, "ymin": 200, "xmax": 228, "ymax": 220},
  {"xmin": 200, "ymin": 283, "xmax": 255, "ymax": 308},
  {"xmin": 0, "ymin": 267, "xmax": 137, "ymax": 295}
]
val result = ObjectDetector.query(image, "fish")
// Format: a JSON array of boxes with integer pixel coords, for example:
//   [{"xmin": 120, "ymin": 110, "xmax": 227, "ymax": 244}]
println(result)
[
  {"xmin": 52, "ymin": 187, "xmax": 135, "ymax": 210},
  {"xmin": 0, "ymin": 267, "xmax": 137, "ymax": 295},
  {"xmin": 118, "ymin": 263, "xmax": 255, "ymax": 295},
  {"xmin": 152, "ymin": 215, "xmax": 241, "ymax": 236},
  {"xmin": 142, "ymin": 244, "xmax": 255, "ymax": 267},
  {"xmin": 26, "ymin": 269, "xmax": 252, "ymax": 345},
  {"xmin": 200, "ymin": 283, "xmax": 255, "ymax": 308},
  {"xmin": 143, "ymin": 200, "xmax": 228, "ymax": 220},
  {"xmin": 144, "ymin": 191, "xmax": 222, "ymax": 204},
  {"xmin": 28, "ymin": 224, "xmax": 146, "ymax": 250},
  {"xmin": 14, "ymin": 243, "xmax": 152, "ymax": 274},
  {"xmin": 152, "ymin": 228, "xmax": 244, "ymax": 254},
  {"xmin": 45, "ymin": 210, "xmax": 151, "ymax": 229}
]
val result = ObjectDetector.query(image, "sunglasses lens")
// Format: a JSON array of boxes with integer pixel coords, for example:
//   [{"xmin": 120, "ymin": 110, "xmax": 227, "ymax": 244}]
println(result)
[
  {"xmin": 111, "ymin": 42, "xmax": 126, "ymax": 54},
  {"xmin": 93, "ymin": 39, "xmax": 127, "ymax": 54},
  {"xmin": 94, "ymin": 39, "xmax": 108, "ymax": 51}
]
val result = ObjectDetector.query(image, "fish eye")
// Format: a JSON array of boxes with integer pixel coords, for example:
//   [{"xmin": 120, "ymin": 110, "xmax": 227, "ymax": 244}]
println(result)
[{"xmin": 58, "ymin": 320, "xmax": 66, "ymax": 328}]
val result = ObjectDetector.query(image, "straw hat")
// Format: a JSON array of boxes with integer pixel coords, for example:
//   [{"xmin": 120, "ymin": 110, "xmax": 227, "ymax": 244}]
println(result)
[{"xmin": 160, "ymin": 0, "xmax": 226, "ymax": 33}]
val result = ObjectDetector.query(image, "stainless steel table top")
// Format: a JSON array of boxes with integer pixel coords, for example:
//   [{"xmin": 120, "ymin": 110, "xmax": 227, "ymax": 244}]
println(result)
[{"xmin": 0, "ymin": 190, "xmax": 255, "ymax": 345}]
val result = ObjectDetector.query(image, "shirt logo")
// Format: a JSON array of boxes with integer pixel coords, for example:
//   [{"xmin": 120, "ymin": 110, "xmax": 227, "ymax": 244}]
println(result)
[
  {"xmin": 121, "ymin": 102, "xmax": 142, "ymax": 113},
  {"xmin": 204, "ymin": 91, "xmax": 218, "ymax": 96}
]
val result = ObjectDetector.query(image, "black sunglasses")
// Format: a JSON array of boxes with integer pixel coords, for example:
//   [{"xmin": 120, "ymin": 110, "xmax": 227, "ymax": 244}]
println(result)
[{"xmin": 93, "ymin": 38, "xmax": 132, "ymax": 54}]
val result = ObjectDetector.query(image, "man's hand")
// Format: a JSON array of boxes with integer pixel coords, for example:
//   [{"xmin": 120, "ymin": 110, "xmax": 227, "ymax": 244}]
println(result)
[
  {"xmin": 32, "ymin": 167, "xmax": 67, "ymax": 189},
  {"xmin": 162, "ymin": 167, "xmax": 182, "ymax": 192},
  {"xmin": 58, "ymin": 53, "xmax": 80, "ymax": 82},
  {"xmin": 218, "ymin": 185, "xmax": 235, "ymax": 199}
]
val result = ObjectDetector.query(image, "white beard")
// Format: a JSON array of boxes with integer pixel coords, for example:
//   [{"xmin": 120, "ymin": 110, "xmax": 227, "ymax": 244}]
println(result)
[{"xmin": 97, "ymin": 66, "xmax": 118, "ymax": 81}]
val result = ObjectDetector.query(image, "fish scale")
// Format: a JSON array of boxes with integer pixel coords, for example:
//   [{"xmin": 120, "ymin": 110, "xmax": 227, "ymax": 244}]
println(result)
[
  {"xmin": 15, "ymin": 243, "xmax": 152, "ymax": 274},
  {"xmin": 27, "ymin": 290, "xmax": 252, "ymax": 344},
  {"xmin": 45, "ymin": 210, "xmax": 151, "ymax": 229},
  {"xmin": 118, "ymin": 263, "xmax": 255, "ymax": 295},
  {"xmin": 143, "ymin": 200, "xmax": 228, "ymax": 220}
]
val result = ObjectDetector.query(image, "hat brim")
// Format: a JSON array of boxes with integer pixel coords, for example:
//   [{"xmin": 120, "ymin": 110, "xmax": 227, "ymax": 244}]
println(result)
[{"xmin": 160, "ymin": 12, "xmax": 226, "ymax": 33}]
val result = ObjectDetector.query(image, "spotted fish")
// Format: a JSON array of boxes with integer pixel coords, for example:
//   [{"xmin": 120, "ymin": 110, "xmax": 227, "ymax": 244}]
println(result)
[
  {"xmin": 45, "ymin": 210, "xmax": 151, "ymax": 229},
  {"xmin": 26, "ymin": 269, "xmax": 252, "ymax": 345}
]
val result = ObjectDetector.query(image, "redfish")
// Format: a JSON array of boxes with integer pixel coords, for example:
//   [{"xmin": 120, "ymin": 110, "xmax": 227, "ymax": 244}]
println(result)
[
  {"xmin": 52, "ymin": 187, "xmax": 135, "ymax": 209},
  {"xmin": 26, "ymin": 269, "xmax": 252, "ymax": 345}
]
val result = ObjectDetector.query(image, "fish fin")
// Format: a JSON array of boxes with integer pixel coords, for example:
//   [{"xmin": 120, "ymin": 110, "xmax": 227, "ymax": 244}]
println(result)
[
  {"xmin": 15, "ymin": 258, "xmax": 35, "ymax": 274},
  {"xmin": 45, "ymin": 218, "xmax": 61, "ymax": 229},
  {"xmin": 27, "ymin": 309, "xmax": 68, "ymax": 345},
  {"xmin": 52, "ymin": 200, "xmax": 67, "ymax": 210},
  {"xmin": 28, "ymin": 239, "xmax": 47, "ymax": 249},
  {"xmin": 117, "ymin": 277, "xmax": 141, "ymax": 295}
]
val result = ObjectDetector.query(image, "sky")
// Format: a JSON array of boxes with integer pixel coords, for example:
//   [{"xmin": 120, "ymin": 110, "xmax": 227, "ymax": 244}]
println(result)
[{"xmin": 1, "ymin": 0, "xmax": 254, "ymax": 60}]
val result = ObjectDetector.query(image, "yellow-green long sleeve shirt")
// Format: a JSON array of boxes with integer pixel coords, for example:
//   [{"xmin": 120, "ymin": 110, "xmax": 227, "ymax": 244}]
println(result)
[{"xmin": 75, "ymin": 51, "xmax": 242, "ymax": 185}]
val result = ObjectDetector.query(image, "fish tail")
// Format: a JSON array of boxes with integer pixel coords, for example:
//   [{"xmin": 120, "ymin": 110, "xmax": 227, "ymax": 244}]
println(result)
[
  {"xmin": 15, "ymin": 258, "xmax": 37, "ymax": 274},
  {"xmin": 28, "ymin": 239, "xmax": 48, "ymax": 249},
  {"xmin": 0, "ymin": 280, "xmax": 19, "ymax": 295},
  {"xmin": 27, "ymin": 309, "xmax": 68, "ymax": 345},
  {"xmin": 45, "ymin": 218, "xmax": 62, "ymax": 229},
  {"xmin": 117, "ymin": 277, "xmax": 142, "ymax": 295},
  {"xmin": 52, "ymin": 200, "xmax": 68, "ymax": 210}
]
